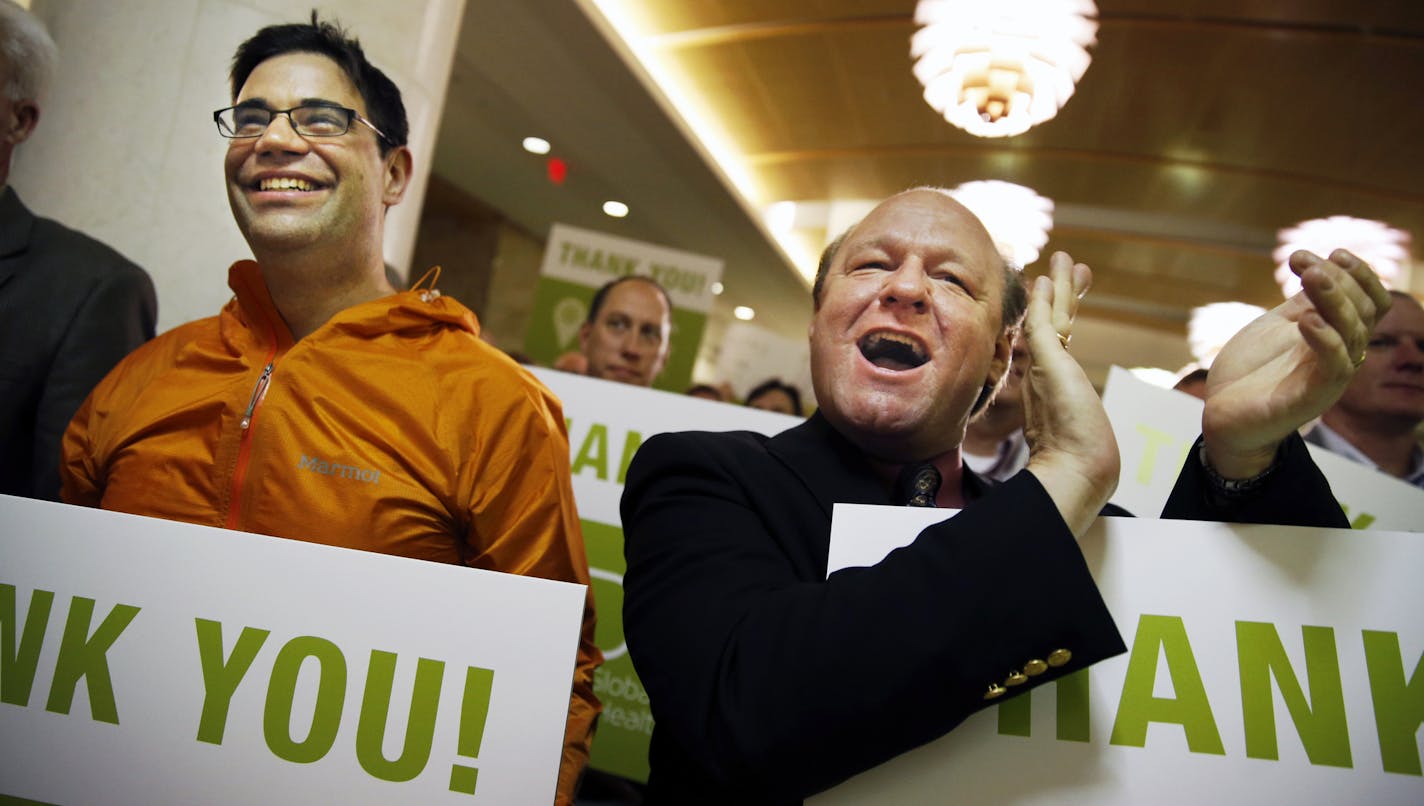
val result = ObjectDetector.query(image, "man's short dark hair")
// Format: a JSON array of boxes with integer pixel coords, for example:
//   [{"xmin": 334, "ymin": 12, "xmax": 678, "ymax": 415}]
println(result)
[
  {"xmin": 229, "ymin": 11, "xmax": 408, "ymax": 155},
  {"xmin": 811, "ymin": 194, "xmax": 1029, "ymax": 335},
  {"xmin": 586, "ymin": 275, "xmax": 673, "ymax": 324},
  {"xmin": 685, "ymin": 383, "xmax": 724, "ymax": 400},
  {"xmin": 745, "ymin": 378, "xmax": 804, "ymax": 417}
]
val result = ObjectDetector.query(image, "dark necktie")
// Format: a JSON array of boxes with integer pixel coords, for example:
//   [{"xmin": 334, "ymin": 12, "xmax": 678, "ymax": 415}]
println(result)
[{"xmin": 897, "ymin": 463, "xmax": 941, "ymax": 507}]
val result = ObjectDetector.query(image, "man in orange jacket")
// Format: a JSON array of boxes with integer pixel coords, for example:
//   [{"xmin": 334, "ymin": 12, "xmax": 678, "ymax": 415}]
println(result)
[{"xmin": 60, "ymin": 15, "xmax": 600, "ymax": 804}]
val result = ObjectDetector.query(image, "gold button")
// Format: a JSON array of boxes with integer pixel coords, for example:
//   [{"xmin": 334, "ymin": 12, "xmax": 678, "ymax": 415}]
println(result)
[
  {"xmin": 984, "ymin": 684, "xmax": 1007, "ymax": 700},
  {"xmin": 1005, "ymin": 670, "xmax": 1028, "ymax": 686},
  {"xmin": 1024, "ymin": 659, "xmax": 1048, "ymax": 676},
  {"xmin": 1047, "ymin": 648, "xmax": 1072, "ymax": 667}
]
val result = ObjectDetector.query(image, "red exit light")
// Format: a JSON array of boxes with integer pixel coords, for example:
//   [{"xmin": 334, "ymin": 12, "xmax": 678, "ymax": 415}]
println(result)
[{"xmin": 547, "ymin": 157, "xmax": 567, "ymax": 185}]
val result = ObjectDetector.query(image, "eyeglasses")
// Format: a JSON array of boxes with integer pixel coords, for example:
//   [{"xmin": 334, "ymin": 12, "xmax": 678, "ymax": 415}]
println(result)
[{"xmin": 213, "ymin": 104, "xmax": 390, "ymax": 143}]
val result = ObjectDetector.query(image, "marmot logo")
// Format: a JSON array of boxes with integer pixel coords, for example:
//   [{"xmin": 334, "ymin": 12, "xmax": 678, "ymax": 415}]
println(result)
[{"xmin": 298, "ymin": 454, "xmax": 381, "ymax": 485}]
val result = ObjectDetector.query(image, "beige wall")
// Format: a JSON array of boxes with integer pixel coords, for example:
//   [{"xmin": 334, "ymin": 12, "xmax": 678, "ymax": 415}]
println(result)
[
  {"xmin": 17, "ymin": 0, "xmax": 465, "ymax": 332},
  {"xmin": 483, "ymin": 219, "xmax": 544, "ymax": 353},
  {"xmin": 408, "ymin": 175, "xmax": 501, "ymax": 308},
  {"xmin": 408, "ymin": 176, "xmax": 545, "ymax": 355}
]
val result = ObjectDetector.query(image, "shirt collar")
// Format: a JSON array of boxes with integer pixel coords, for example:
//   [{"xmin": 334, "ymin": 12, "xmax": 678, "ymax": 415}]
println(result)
[{"xmin": 1308, "ymin": 421, "xmax": 1424, "ymax": 488}]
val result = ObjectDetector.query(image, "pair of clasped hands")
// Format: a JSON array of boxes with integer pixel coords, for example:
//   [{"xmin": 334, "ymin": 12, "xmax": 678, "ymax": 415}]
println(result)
[{"xmin": 1020, "ymin": 249, "xmax": 1392, "ymax": 535}]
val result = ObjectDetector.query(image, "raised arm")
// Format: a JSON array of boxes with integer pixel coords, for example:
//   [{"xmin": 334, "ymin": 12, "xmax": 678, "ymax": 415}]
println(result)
[
  {"xmin": 1201, "ymin": 249, "xmax": 1392, "ymax": 478},
  {"xmin": 1020, "ymin": 252, "xmax": 1121, "ymax": 536},
  {"xmin": 1159, "ymin": 249, "xmax": 1389, "ymax": 526}
]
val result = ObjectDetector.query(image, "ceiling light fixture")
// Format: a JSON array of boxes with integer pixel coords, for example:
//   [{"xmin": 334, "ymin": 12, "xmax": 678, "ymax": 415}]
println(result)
[
  {"xmin": 1273, "ymin": 216, "xmax": 1412, "ymax": 297},
  {"xmin": 522, "ymin": 136, "xmax": 551, "ymax": 154},
  {"xmin": 585, "ymin": 0, "xmax": 812, "ymax": 286},
  {"xmin": 710, "ymin": 281, "xmax": 725, "ymax": 296},
  {"xmin": 948, "ymin": 181, "xmax": 1053, "ymax": 267},
  {"xmin": 911, "ymin": 0, "xmax": 1098, "ymax": 138},
  {"xmin": 1188, "ymin": 302, "xmax": 1266, "ymax": 368},
  {"xmin": 733, "ymin": 306, "xmax": 755, "ymax": 321},
  {"xmin": 603, "ymin": 201, "xmax": 630, "ymax": 218}
]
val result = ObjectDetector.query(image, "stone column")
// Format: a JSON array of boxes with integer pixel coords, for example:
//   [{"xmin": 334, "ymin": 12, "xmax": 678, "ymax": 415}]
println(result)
[{"xmin": 17, "ymin": 0, "xmax": 465, "ymax": 330}]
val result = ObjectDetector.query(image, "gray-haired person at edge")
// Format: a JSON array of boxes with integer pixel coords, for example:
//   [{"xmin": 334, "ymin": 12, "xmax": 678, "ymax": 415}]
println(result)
[{"xmin": 0, "ymin": 0, "xmax": 155, "ymax": 502}]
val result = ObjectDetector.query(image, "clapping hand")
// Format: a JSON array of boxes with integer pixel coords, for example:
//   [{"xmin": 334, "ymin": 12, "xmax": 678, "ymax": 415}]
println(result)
[
  {"xmin": 1202, "ymin": 249, "xmax": 1392, "ymax": 479},
  {"xmin": 1022, "ymin": 251, "xmax": 1121, "ymax": 536}
]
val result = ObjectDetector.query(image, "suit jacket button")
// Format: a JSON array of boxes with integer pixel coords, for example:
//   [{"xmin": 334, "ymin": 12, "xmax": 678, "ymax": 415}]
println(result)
[
  {"xmin": 1047, "ymin": 648, "xmax": 1073, "ymax": 667},
  {"xmin": 984, "ymin": 684, "xmax": 1007, "ymax": 700},
  {"xmin": 1024, "ymin": 659, "xmax": 1048, "ymax": 676}
]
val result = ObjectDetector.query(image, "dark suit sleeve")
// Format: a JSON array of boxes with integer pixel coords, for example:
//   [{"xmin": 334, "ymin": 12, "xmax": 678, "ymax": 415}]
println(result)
[
  {"xmin": 33, "ymin": 263, "xmax": 156, "ymax": 501},
  {"xmin": 621, "ymin": 433, "xmax": 1125, "ymax": 800},
  {"xmin": 1161, "ymin": 433, "xmax": 1349, "ymax": 527}
]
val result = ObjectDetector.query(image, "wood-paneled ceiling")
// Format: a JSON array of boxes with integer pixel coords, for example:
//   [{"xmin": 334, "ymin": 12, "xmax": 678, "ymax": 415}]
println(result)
[{"xmin": 435, "ymin": 0, "xmax": 1424, "ymax": 376}]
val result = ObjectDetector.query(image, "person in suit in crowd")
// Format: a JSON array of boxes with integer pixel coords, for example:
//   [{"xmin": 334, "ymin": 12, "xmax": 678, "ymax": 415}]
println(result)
[
  {"xmin": 620, "ymin": 187, "xmax": 1389, "ymax": 803},
  {"xmin": 0, "ymin": 0, "xmax": 155, "ymax": 501}
]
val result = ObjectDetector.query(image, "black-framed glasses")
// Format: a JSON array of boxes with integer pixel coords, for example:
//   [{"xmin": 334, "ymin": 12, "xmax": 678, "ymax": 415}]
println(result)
[{"xmin": 213, "ymin": 104, "xmax": 390, "ymax": 143}]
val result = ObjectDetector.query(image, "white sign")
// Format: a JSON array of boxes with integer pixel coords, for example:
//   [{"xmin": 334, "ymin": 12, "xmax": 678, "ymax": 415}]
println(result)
[
  {"xmin": 531, "ymin": 367, "xmax": 799, "ymax": 525},
  {"xmin": 817, "ymin": 504, "xmax": 1424, "ymax": 804},
  {"xmin": 540, "ymin": 223, "xmax": 724, "ymax": 313},
  {"xmin": 709, "ymin": 321, "xmax": 815, "ymax": 403},
  {"xmin": 528, "ymin": 367, "xmax": 801, "ymax": 781},
  {"xmin": 1102, "ymin": 365, "xmax": 1424, "ymax": 531},
  {"xmin": 0, "ymin": 495, "xmax": 586, "ymax": 806}
]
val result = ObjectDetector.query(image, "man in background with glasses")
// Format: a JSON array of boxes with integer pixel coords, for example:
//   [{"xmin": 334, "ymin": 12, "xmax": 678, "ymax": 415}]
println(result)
[{"xmin": 60, "ymin": 15, "xmax": 600, "ymax": 804}]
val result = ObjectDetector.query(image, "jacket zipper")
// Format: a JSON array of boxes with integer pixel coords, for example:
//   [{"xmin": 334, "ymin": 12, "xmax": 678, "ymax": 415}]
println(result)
[{"xmin": 226, "ymin": 361, "xmax": 274, "ymax": 529}]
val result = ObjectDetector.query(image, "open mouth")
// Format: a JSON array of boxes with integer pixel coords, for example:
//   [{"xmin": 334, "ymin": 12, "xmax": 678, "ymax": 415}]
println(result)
[
  {"xmin": 858, "ymin": 331, "xmax": 928, "ymax": 371},
  {"xmin": 255, "ymin": 177, "xmax": 321, "ymax": 192}
]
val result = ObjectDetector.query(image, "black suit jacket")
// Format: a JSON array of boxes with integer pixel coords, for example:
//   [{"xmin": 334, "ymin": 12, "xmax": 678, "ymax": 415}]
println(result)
[
  {"xmin": 621, "ymin": 413, "xmax": 1345, "ymax": 804},
  {"xmin": 0, "ymin": 187, "xmax": 155, "ymax": 500}
]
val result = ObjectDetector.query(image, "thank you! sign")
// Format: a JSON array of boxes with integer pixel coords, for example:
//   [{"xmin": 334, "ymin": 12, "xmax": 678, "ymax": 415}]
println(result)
[
  {"xmin": 530, "ymin": 367, "xmax": 801, "ymax": 781},
  {"xmin": 0, "ymin": 496, "xmax": 586, "ymax": 805},
  {"xmin": 525, "ymin": 224, "xmax": 724, "ymax": 392},
  {"xmin": 817, "ymin": 506, "xmax": 1423, "ymax": 803}
]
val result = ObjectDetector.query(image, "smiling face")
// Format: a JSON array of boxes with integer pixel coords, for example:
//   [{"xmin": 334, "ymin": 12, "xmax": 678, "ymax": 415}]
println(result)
[
  {"xmin": 224, "ymin": 52, "xmax": 405, "ymax": 258},
  {"xmin": 809, "ymin": 190, "xmax": 1013, "ymax": 462},
  {"xmin": 1330, "ymin": 293, "xmax": 1424, "ymax": 428},
  {"xmin": 579, "ymin": 278, "xmax": 672, "ymax": 387}
]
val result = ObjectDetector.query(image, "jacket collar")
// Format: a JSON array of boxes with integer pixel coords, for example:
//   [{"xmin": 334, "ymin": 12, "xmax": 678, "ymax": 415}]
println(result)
[
  {"xmin": 224, "ymin": 260, "xmax": 481, "ymax": 354},
  {"xmin": 765, "ymin": 411, "xmax": 993, "ymax": 518},
  {"xmin": 0, "ymin": 186, "xmax": 37, "ymax": 288}
]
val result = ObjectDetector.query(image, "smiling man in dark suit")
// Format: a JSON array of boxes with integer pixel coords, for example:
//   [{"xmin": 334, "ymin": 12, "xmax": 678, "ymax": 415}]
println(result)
[
  {"xmin": 620, "ymin": 187, "xmax": 1391, "ymax": 803},
  {"xmin": 0, "ymin": 0, "xmax": 155, "ymax": 501}
]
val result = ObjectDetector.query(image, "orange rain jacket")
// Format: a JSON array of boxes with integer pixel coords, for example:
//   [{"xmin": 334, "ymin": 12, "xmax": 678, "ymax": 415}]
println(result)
[{"xmin": 63, "ymin": 261, "xmax": 601, "ymax": 804}]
